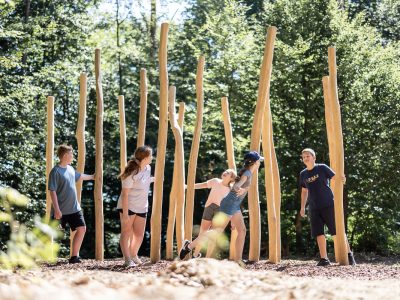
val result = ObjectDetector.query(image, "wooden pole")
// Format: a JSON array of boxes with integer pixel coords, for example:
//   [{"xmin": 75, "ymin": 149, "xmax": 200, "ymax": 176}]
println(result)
[
  {"xmin": 166, "ymin": 89, "xmax": 186, "ymax": 259},
  {"xmin": 71, "ymin": 73, "xmax": 87, "ymax": 255},
  {"xmin": 45, "ymin": 96, "xmax": 54, "ymax": 220},
  {"xmin": 322, "ymin": 76, "xmax": 339, "ymax": 262},
  {"xmin": 94, "ymin": 48, "xmax": 104, "ymax": 261},
  {"xmin": 327, "ymin": 47, "xmax": 348, "ymax": 265},
  {"xmin": 118, "ymin": 95, "xmax": 127, "ymax": 172},
  {"xmin": 221, "ymin": 97, "xmax": 238, "ymax": 260},
  {"xmin": 184, "ymin": 55, "xmax": 205, "ymax": 245},
  {"xmin": 248, "ymin": 26, "xmax": 277, "ymax": 261},
  {"xmin": 150, "ymin": 23, "xmax": 169, "ymax": 263},
  {"xmin": 137, "ymin": 68, "xmax": 148, "ymax": 147}
]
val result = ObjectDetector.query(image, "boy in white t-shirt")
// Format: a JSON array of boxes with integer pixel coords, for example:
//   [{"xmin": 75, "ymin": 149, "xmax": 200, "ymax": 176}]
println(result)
[{"xmin": 192, "ymin": 169, "xmax": 236, "ymax": 258}]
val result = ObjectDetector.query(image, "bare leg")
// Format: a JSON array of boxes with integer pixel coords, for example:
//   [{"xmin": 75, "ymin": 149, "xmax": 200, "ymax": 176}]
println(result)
[
  {"xmin": 129, "ymin": 215, "xmax": 147, "ymax": 258},
  {"xmin": 71, "ymin": 226, "xmax": 86, "ymax": 257},
  {"xmin": 119, "ymin": 214, "xmax": 134, "ymax": 262},
  {"xmin": 316, "ymin": 235, "xmax": 328, "ymax": 258},
  {"xmin": 193, "ymin": 219, "xmax": 211, "ymax": 257},
  {"xmin": 231, "ymin": 212, "xmax": 246, "ymax": 261}
]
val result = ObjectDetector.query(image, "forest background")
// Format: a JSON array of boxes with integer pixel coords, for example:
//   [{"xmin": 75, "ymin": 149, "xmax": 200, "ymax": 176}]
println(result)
[{"xmin": 1, "ymin": 0, "xmax": 399, "ymax": 259}]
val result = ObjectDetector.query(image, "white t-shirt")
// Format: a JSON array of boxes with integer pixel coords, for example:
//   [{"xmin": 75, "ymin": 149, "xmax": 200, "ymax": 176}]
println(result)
[
  {"xmin": 205, "ymin": 178, "xmax": 231, "ymax": 207},
  {"xmin": 117, "ymin": 165, "xmax": 153, "ymax": 213}
]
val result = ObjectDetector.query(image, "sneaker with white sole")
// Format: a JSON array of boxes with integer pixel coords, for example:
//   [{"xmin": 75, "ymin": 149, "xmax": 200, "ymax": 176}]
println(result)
[
  {"xmin": 123, "ymin": 259, "xmax": 136, "ymax": 268},
  {"xmin": 179, "ymin": 240, "xmax": 192, "ymax": 260},
  {"xmin": 132, "ymin": 256, "xmax": 142, "ymax": 265}
]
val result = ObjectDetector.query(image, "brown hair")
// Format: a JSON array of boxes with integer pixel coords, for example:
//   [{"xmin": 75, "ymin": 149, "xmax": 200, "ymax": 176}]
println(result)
[
  {"xmin": 235, "ymin": 163, "xmax": 254, "ymax": 183},
  {"xmin": 224, "ymin": 169, "xmax": 237, "ymax": 183},
  {"xmin": 57, "ymin": 144, "xmax": 73, "ymax": 159},
  {"xmin": 119, "ymin": 146, "xmax": 153, "ymax": 180}
]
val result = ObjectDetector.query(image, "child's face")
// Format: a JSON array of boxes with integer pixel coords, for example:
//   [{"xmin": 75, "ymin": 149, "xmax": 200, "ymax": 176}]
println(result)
[
  {"xmin": 221, "ymin": 170, "xmax": 235, "ymax": 181},
  {"xmin": 63, "ymin": 150, "xmax": 74, "ymax": 164},
  {"xmin": 301, "ymin": 152, "xmax": 315, "ymax": 165},
  {"xmin": 142, "ymin": 152, "xmax": 153, "ymax": 166}
]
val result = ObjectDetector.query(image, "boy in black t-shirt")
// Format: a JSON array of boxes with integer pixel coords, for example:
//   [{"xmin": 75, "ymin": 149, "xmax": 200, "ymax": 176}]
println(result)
[{"xmin": 299, "ymin": 148, "xmax": 355, "ymax": 266}]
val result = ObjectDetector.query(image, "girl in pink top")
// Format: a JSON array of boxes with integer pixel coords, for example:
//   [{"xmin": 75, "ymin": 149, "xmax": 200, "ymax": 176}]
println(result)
[{"xmin": 192, "ymin": 169, "xmax": 236, "ymax": 257}]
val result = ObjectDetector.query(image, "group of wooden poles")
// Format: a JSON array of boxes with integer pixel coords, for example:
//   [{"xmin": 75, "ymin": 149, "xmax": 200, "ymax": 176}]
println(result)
[{"xmin": 45, "ymin": 23, "xmax": 350, "ymax": 265}]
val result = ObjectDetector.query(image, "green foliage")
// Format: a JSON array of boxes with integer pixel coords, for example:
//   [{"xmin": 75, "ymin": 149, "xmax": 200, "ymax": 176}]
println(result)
[{"xmin": 0, "ymin": 187, "xmax": 60, "ymax": 269}]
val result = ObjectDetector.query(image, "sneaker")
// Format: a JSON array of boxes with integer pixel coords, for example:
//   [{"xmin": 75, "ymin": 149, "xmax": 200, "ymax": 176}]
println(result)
[
  {"xmin": 69, "ymin": 256, "xmax": 82, "ymax": 264},
  {"xmin": 348, "ymin": 252, "xmax": 356, "ymax": 266},
  {"xmin": 193, "ymin": 253, "xmax": 202, "ymax": 259},
  {"xmin": 317, "ymin": 258, "xmax": 331, "ymax": 266},
  {"xmin": 179, "ymin": 240, "xmax": 192, "ymax": 260},
  {"xmin": 237, "ymin": 260, "xmax": 246, "ymax": 268},
  {"xmin": 132, "ymin": 256, "xmax": 143, "ymax": 265},
  {"xmin": 123, "ymin": 259, "xmax": 136, "ymax": 268}
]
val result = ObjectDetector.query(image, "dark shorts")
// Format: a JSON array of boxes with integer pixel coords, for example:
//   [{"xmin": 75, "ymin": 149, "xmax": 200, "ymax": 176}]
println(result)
[
  {"xmin": 310, "ymin": 206, "xmax": 336, "ymax": 238},
  {"xmin": 58, "ymin": 210, "xmax": 86, "ymax": 231},
  {"xmin": 202, "ymin": 203, "xmax": 220, "ymax": 221},
  {"xmin": 118, "ymin": 209, "xmax": 147, "ymax": 218}
]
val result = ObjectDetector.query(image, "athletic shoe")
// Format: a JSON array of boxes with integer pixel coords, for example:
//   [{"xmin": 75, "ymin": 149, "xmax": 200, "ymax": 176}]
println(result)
[
  {"xmin": 132, "ymin": 256, "xmax": 143, "ymax": 265},
  {"xmin": 69, "ymin": 256, "xmax": 82, "ymax": 264},
  {"xmin": 317, "ymin": 258, "xmax": 331, "ymax": 266},
  {"xmin": 348, "ymin": 252, "xmax": 356, "ymax": 266},
  {"xmin": 193, "ymin": 253, "xmax": 202, "ymax": 258},
  {"xmin": 123, "ymin": 259, "xmax": 136, "ymax": 268},
  {"xmin": 237, "ymin": 260, "xmax": 246, "ymax": 268},
  {"xmin": 179, "ymin": 240, "xmax": 192, "ymax": 260}
]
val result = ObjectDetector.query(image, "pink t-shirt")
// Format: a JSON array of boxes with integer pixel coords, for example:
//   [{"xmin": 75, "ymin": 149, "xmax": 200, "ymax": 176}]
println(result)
[{"xmin": 205, "ymin": 178, "xmax": 231, "ymax": 207}]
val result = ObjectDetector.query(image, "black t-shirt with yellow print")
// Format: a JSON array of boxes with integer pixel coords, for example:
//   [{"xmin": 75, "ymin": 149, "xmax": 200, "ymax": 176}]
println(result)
[{"xmin": 300, "ymin": 164, "xmax": 335, "ymax": 210}]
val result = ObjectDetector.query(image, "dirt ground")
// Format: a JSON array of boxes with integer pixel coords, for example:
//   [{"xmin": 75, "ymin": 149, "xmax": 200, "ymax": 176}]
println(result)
[{"xmin": 0, "ymin": 256, "xmax": 399, "ymax": 300}]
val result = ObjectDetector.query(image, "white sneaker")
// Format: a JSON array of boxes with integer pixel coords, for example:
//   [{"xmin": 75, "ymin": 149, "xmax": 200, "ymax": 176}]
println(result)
[
  {"xmin": 131, "ymin": 256, "xmax": 142, "ymax": 265},
  {"xmin": 123, "ymin": 259, "xmax": 136, "ymax": 268}
]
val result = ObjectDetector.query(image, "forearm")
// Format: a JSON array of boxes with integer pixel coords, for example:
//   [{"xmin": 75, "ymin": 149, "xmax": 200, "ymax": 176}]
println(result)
[
  {"xmin": 194, "ymin": 182, "xmax": 208, "ymax": 189},
  {"xmin": 301, "ymin": 192, "xmax": 307, "ymax": 210},
  {"xmin": 81, "ymin": 173, "xmax": 94, "ymax": 181},
  {"xmin": 121, "ymin": 191, "xmax": 129, "ymax": 215}
]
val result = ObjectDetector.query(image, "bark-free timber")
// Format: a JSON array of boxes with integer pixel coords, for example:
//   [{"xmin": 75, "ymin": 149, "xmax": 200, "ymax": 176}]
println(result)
[
  {"xmin": 45, "ymin": 96, "xmax": 54, "ymax": 220},
  {"xmin": 118, "ymin": 95, "xmax": 127, "ymax": 172},
  {"xmin": 137, "ymin": 69, "xmax": 148, "ymax": 147},
  {"xmin": 150, "ymin": 23, "xmax": 169, "ymax": 263}
]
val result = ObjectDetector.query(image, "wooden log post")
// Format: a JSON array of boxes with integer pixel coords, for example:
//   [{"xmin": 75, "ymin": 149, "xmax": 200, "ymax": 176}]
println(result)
[
  {"xmin": 221, "ymin": 97, "xmax": 238, "ymax": 260},
  {"xmin": 166, "ymin": 89, "xmax": 186, "ymax": 259},
  {"xmin": 71, "ymin": 73, "xmax": 87, "ymax": 255},
  {"xmin": 322, "ymin": 76, "xmax": 339, "ymax": 262},
  {"xmin": 150, "ymin": 23, "xmax": 169, "ymax": 263},
  {"xmin": 327, "ymin": 47, "xmax": 348, "ymax": 265},
  {"xmin": 137, "ymin": 68, "xmax": 148, "ymax": 147},
  {"xmin": 118, "ymin": 95, "xmax": 127, "ymax": 172},
  {"xmin": 94, "ymin": 48, "xmax": 104, "ymax": 261},
  {"xmin": 184, "ymin": 55, "xmax": 205, "ymax": 247},
  {"xmin": 45, "ymin": 96, "xmax": 54, "ymax": 220},
  {"xmin": 248, "ymin": 26, "xmax": 277, "ymax": 261}
]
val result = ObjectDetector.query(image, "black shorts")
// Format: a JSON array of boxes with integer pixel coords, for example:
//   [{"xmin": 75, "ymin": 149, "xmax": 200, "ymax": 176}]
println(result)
[
  {"xmin": 118, "ymin": 209, "xmax": 147, "ymax": 218},
  {"xmin": 58, "ymin": 210, "xmax": 86, "ymax": 232},
  {"xmin": 310, "ymin": 206, "xmax": 336, "ymax": 238}
]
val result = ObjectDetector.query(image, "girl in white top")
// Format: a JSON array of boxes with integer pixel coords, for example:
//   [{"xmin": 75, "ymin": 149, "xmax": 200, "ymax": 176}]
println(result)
[
  {"xmin": 117, "ymin": 146, "xmax": 154, "ymax": 267},
  {"xmin": 192, "ymin": 169, "xmax": 236, "ymax": 258}
]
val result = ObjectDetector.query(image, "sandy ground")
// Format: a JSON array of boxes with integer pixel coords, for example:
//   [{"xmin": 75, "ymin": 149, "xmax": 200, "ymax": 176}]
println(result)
[{"xmin": 0, "ymin": 257, "xmax": 399, "ymax": 300}]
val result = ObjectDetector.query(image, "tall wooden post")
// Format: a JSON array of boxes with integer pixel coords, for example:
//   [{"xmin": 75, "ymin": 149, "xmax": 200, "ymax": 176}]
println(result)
[
  {"xmin": 94, "ymin": 48, "xmax": 104, "ymax": 261},
  {"xmin": 118, "ymin": 95, "xmax": 127, "ymax": 172},
  {"xmin": 137, "ymin": 69, "xmax": 148, "ymax": 147},
  {"xmin": 166, "ymin": 89, "xmax": 186, "ymax": 259},
  {"xmin": 184, "ymin": 55, "xmax": 205, "ymax": 245},
  {"xmin": 327, "ymin": 47, "xmax": 348, "ymax": 265},
  {"xmin": 322, "ymin": 76, "xmax": 339, "ymax": 261},
  {"xmin": 150, "ymin": 23, "xmax": 169, "ymax": 263},
  {"xmin": 248, "ymin": 26, "xmax": 277, "ymax": 261},
  {"xmin": 45, "ymin": 96, "xmax": 54, "ymax": 220},
  {"xmin": 71, "ymin": 73, "xmax": 87, "ymax": 255},
  {"xmin": 221, "ymin": 97, "xmax": 238, "ymax": 260}
]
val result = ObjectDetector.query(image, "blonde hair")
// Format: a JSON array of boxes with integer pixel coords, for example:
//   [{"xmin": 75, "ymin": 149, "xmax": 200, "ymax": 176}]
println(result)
[{"xmin": 301, "ymin": 148, "xmax": 316, "ymax": 157}]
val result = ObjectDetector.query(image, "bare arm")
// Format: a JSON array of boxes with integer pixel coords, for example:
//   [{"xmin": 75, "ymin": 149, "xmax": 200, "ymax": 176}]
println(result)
[
  {"xmin": 80, "ymin": 173, "xmax": 95, "ymax": 181},
  {"xmin": 50, "ymin": 190, "xmax": 62, "ymax": 219},
  {"xmin": 300, "ymin": 187, "xmax": 308, "ymax": 217},
  {"xmin": 121, "ymin": 188, "xmax": 130, "ymax": 221},
  {"xmin": 232, "ymin": 175, "xmax": 248, "ymax": 192},
  {"xmin": 194, "ymin": 182, "xmax": 208, "ymax": 189}
]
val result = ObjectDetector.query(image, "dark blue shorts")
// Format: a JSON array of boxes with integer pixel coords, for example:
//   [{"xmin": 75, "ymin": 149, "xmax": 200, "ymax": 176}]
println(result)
[
  {"xmin": 57, "ymin": 210, "xmax": 86, "ymax": 231},
  {"xmin": 310, "ymin": 206, "xmax": 336, "ymax": 238}
]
